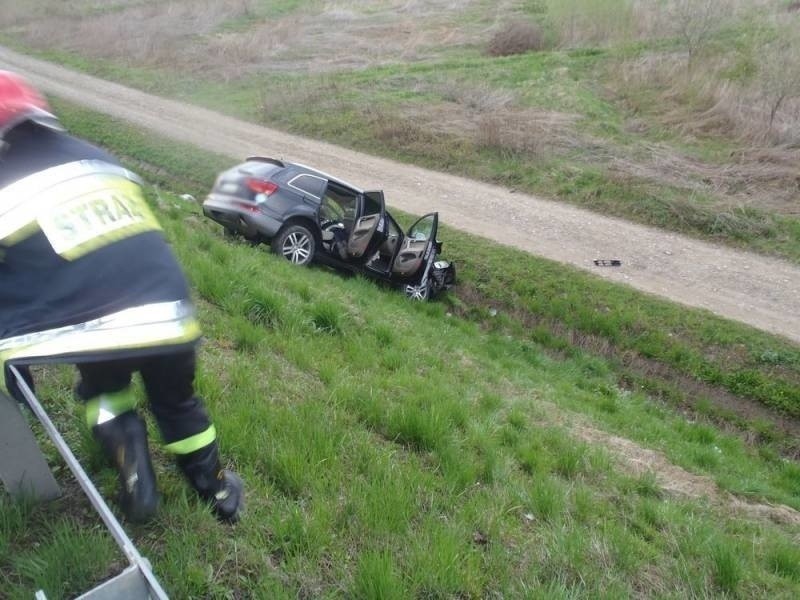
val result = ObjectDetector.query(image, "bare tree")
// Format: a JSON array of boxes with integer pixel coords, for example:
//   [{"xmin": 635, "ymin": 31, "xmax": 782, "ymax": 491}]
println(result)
[
  {"xmin": 758, "ymin": 30, "xmax": 800, "ymax": 134},
  {"xmin": 668, "ymin": 0, "xmax": 728, "ymax": 68}
]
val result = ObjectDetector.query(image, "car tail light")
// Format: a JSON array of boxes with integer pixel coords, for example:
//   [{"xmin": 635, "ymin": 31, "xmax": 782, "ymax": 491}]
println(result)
[{"xmin": 246, "ymin": 178, "xmax": 278, "ymax": 195}]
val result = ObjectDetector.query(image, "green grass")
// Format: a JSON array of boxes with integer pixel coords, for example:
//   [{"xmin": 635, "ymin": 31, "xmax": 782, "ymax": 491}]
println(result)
[{"xmin": 2, "ymin": 101, "xmax": 800, "ymax": 597}]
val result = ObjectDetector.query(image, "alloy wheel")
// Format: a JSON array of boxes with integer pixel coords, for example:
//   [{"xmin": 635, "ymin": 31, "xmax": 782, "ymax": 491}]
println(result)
[
  {"xmin": 281, "ymin": 231, "xmax": 312, "ymax": 264},
  {"xmin": 404, "ymin": 281, "xmax": 430, "ymax": 301}
]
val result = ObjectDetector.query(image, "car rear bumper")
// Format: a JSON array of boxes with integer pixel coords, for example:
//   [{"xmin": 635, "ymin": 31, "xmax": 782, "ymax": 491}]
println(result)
[{"xmin": 202, "ymin": 197, "xmax": 282, "ymax": 239}]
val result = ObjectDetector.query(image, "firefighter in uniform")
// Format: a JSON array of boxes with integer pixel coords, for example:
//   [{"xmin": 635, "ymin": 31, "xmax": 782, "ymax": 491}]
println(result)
[{"xmin": 0, "ymin": 71, "xmax": 243, "ymax": 523}]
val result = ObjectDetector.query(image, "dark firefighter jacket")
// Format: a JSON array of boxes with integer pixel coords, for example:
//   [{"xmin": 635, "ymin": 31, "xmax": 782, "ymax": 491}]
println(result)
[{"xmin": 0, "ymin": 121, "xmax": 200, "ymax": 392}]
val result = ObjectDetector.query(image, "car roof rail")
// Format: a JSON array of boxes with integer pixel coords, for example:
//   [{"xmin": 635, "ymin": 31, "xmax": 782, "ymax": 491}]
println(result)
[{"xmin": 245, "ymin": 156, "xmax": 286, "ymax": 167}]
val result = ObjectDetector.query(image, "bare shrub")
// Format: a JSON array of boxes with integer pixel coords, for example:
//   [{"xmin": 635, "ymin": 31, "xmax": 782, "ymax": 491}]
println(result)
[
  {"xmin": 0, "ymin": 2, "xmax": 36, "ymax": 27},
  {"xmin": 487, "ymin": 22, "xmax": 547, "ymax": 57},
  {"xmin": 476, "ymin": 116, "xmax": 504, "ymax": 151},
  {"xmin": 757, "ymin": 29, "xmax": 800, "ymax": 135},
  {"xmin": 665, "ymin": 0, "xmax": 731, "ymax": 67}
]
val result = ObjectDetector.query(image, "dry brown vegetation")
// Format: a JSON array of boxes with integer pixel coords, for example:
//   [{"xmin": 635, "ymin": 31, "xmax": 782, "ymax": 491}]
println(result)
[
  {"xmin": 486, "ymin": 21, "xmax": 547, "ymax": 57},
  {"xmin": 2, "ymin": 0, "xmax": 491, "ymax": 76},
  {"xmin": 2, "ymin": 0, "xmax": 798, "ymax": 220}
]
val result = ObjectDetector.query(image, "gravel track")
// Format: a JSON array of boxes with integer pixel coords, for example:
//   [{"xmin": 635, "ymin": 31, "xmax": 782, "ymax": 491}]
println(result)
[{"xmin": 2, "ymin": 46, "xmax": 798, "ymax": 344}]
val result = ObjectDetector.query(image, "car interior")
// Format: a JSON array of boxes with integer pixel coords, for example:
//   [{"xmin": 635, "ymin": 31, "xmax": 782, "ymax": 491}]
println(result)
[
  {"xmin": 346, "ymin": 190, "xmax": 382, "ymax": 258},
  {"xmin": 367, "ymin": 216, "xmax": 402, "ymax": 273},
  {"xmin": 391, "ymin": 215, "xmax": 433, "ymax": 276}
]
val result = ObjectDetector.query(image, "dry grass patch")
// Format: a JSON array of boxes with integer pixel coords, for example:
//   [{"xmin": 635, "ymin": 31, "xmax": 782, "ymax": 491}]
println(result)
[
  {"xmin": 402, "ymin": 79, "xmax": 585, "ymax": 156},
  {"xmin": 608, "ymin": 142, "xmax": 800, "ymax": 213},
  {"xmin": 5, "ymin": 0, "xmax": 499, "ymax": 76},
  {"xmin": 394, "ymin": 100, "xmax": 584, "ymax": 159},
  {"xmin": 20, "ymin": 0, "xmax": 248, "ymax": 68},
  {"xmin": 486, "ymin": 21, "xmax": 548, "ymax": 57},
  {"xmin": 575, "ymin": 424, "xmax": 800, "ymax": 526}
]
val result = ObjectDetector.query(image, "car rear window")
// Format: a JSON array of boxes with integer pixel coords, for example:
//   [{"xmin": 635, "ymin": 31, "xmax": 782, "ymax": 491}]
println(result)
[{"xmin": 238, "ymin": 161, "xmax": 283, "ymax": 178}]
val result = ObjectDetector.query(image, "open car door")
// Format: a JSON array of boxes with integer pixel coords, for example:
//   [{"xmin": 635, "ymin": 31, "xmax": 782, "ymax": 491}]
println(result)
[
  {"xmin": 392, "ymin": 213, "xmax": 439, "ymax": 278},
  {"xmin": 346, "ymin": 190, "xmax": 387, "ymax": 260}
]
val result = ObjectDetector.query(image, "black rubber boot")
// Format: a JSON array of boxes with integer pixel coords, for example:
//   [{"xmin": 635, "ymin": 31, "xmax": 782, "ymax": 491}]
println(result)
[
  {"xmin": 92, "ymin": 411, "xmax": 159, "ymax": 523},
  {"xmin": 178, "ymin": 443, "xmax": 244, "ymax": 523}
]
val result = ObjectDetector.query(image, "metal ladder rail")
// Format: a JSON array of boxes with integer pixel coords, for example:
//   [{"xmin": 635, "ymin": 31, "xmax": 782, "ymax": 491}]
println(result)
[{"xmin": 9, "ymin": 366, "xmax": 169, "ymax": 600}]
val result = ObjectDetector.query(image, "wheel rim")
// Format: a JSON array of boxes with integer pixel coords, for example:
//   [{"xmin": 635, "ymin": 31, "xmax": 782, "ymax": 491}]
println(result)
[
  {"xmin": 404, "ymin": 282, "xmax": 429, "ymax": 300},
  {"xmin": 281, "ymin": 231, "xmax": 312, "ymax": 264}
]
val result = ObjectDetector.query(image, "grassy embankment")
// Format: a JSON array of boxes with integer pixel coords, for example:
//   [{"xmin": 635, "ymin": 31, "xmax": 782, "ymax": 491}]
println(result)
[{"xmin": 2, "ymin": 99, "xmax": 800, "ymax": 598}]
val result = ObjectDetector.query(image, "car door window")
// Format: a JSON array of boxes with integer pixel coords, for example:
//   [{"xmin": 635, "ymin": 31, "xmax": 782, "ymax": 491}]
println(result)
[
  {"xmin": 408, "ymin": 215, "xmax": 434, "ymax": 241},
  {"xmin": 322, "ymin": 182, "xmax": 358, "ymax": 229},
  {"xmin": 289, "ymin": 174, "xmax": 326, "ymax": 199},
  {"xmin": 361, "ymin": 191, "xmax": 383, "ymax": 216}
]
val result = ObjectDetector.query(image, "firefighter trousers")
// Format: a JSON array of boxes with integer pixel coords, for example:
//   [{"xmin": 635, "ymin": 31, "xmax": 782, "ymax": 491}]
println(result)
[{"xmin": 75, "ymin": 349, "xmax": 215, "ymax": 454}]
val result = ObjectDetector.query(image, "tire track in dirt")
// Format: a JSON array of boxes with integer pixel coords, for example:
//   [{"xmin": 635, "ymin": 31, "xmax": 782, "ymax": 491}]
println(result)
[
  {"xmin": 574, "ymin": 424, "xmax": 800, "ymax": 526},
  {"xmin": 2, "ymin": 46, "xmax": 799, "ymax": 344},
  {"xmin": 567, "ymin": 424, "xmax": 800, "ymax": 526}
]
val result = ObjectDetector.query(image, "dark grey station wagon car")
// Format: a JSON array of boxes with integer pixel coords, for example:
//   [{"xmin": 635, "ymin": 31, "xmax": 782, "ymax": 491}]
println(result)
[{"xmin": 202, "ymin": 157, "xmax": 455, "ymax": 300}]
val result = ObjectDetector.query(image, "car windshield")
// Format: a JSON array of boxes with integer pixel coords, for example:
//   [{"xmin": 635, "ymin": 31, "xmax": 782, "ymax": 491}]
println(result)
[{"xmin": 408, "ymin": 215, "xmax": 434, "ymax": 241}]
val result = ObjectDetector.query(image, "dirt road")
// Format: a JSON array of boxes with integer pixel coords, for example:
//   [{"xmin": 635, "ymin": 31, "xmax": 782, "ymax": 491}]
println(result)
[{"xmin": 2, "ymin": 46, "xmax": 798, "ymax": 344}]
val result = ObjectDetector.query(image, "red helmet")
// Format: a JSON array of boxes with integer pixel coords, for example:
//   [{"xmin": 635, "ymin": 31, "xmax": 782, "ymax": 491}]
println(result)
[{"xmin": 0, "ymin": 70, "xmax": 62, "ymax": 138}]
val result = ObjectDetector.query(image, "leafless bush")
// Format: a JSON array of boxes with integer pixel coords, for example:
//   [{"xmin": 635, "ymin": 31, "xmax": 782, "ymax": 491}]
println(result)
[
  {"xmin": 665, "ymin": 0, "xmax": 731, "ymax": 67},
  {"xmin": 757, "ymin": 30, "xmax": 800, "ymax": 134},
  {"xmin": 0, "ymin": 3, "xmax": 35, "ymax": 27},
  {"xmin": 487, "ymin": 22, "xmax": 547, "ymax": 57}
]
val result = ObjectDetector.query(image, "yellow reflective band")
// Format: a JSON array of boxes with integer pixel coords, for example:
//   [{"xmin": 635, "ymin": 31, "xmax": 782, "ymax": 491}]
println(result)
[
  {"xmin": 0, "ymin": 318, "xmax": 201, "ymax": 366},
  {"xmin": 3, "ymin": 221, "xmax": 39, "ymax": 246},
  {"xmin": 0, "ymin": 160, "xmax": 159, "ymax": 258},
  {"xmin": 163, "ymin": 425, "xmax": 217, "ymax": 455},
  {"xmin": 0, "ymin": 161, "xmax": 142, "ymax": 216},
  {"xmin": 85, "ymin": 387, "xmax": 138, "ymax": 428},
  {"xmin": 0, "ymin": 301, "xmax": 201, "ymax": 394}
]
